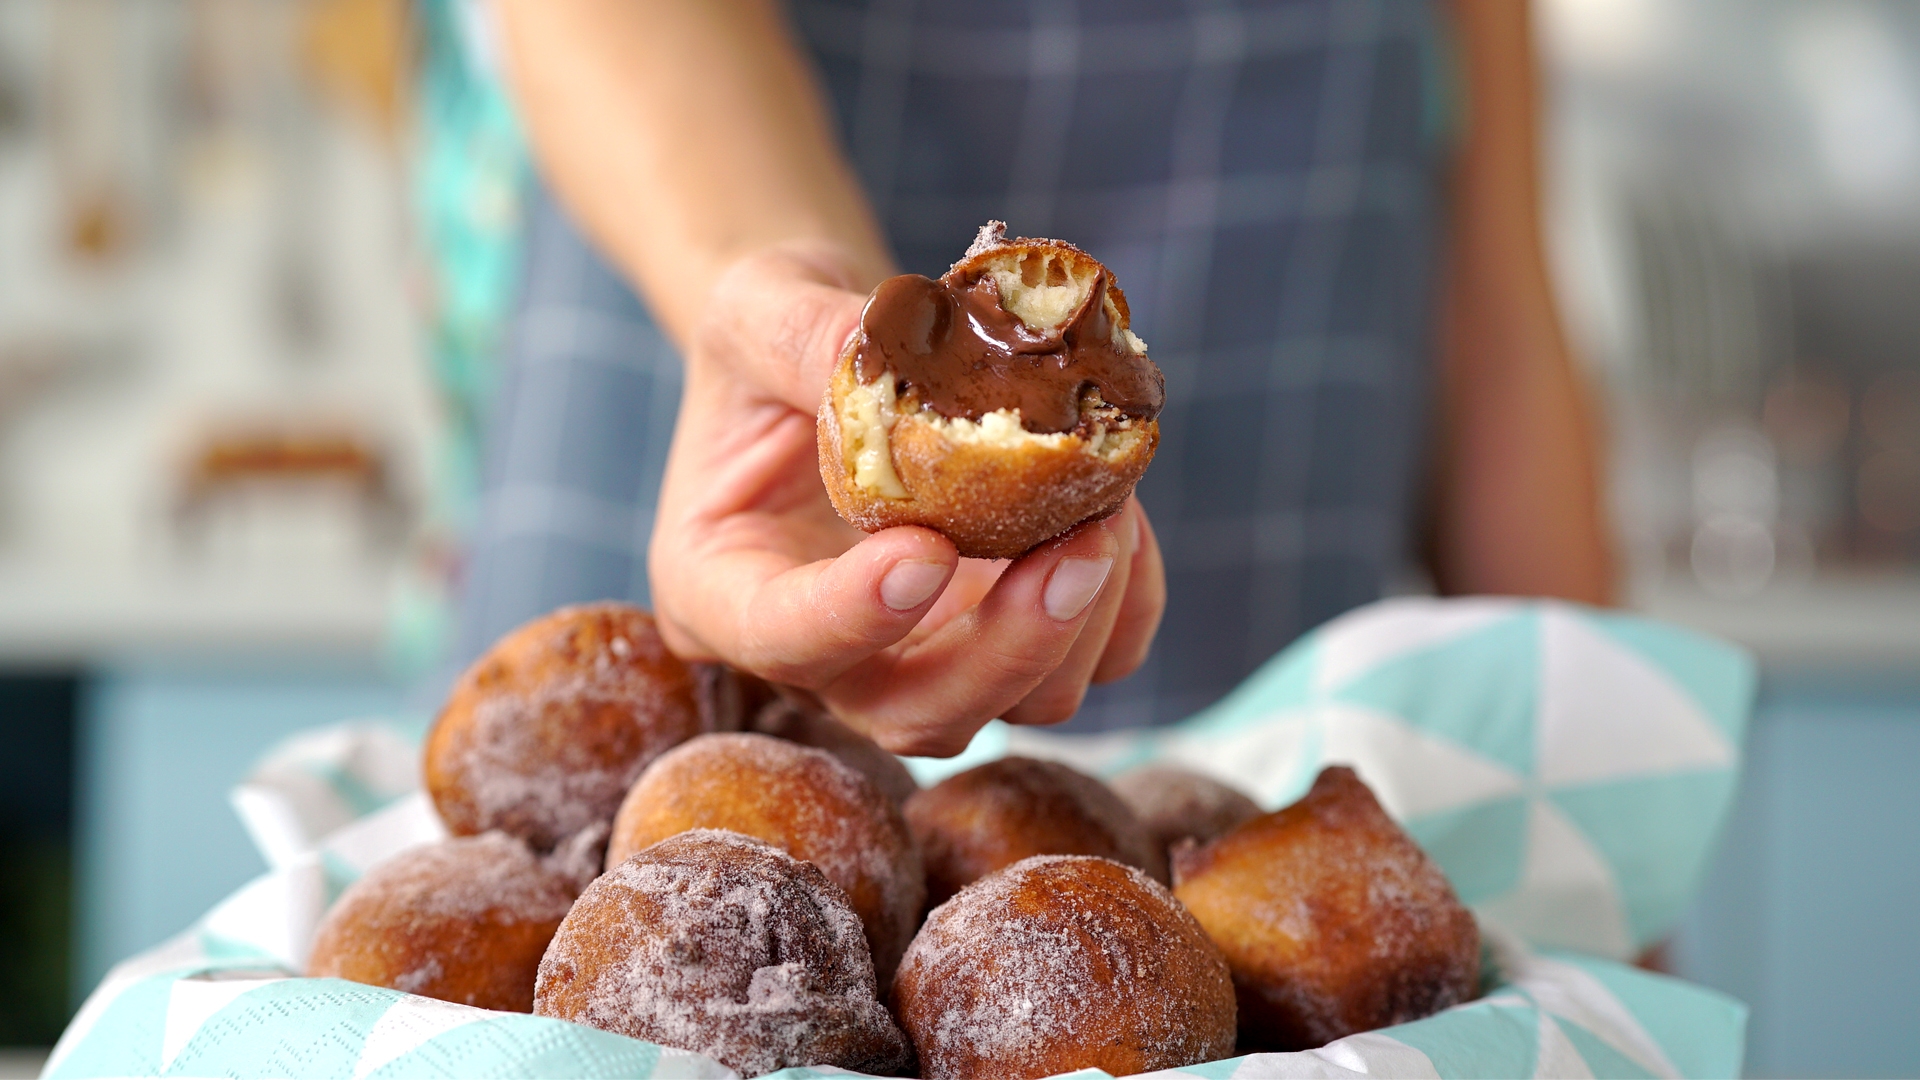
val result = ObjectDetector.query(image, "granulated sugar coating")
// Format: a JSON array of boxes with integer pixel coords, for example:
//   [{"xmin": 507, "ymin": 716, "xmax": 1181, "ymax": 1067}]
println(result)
[
  {"xmin": 533, "ymin": 830, "xmax": 911, "ymax": 1078},
  {"xmin": 425, "ymin": 603, "xmax": 709, "ymax": 851},
  {"xmin": 307, "ymin": 832, "xmax": 578, "ymax": 1012},
  {"xmin": 1112, "ymin": 764, "xmax": 1263, "ymax": 856},
  {"xmin": 892, "ymin": 854, "xmax": 1236, "ymax": 1080},
  {"xmin": 1171, "ymin": 766, "xmax": 1481, "ymax": 1051},
  {"xmin": 905, "ymin": 756, "xmax": 1166, "ymax": 908},
  {"xmin": 605, "ymin": 733, "xmax": 924, "ymax": 984}
]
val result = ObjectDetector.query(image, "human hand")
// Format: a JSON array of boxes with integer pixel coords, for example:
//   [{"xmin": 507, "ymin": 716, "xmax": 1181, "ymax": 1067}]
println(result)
[{"xmin": 648, "ymin": 243, "xmax": 1166, "ymax": 756}]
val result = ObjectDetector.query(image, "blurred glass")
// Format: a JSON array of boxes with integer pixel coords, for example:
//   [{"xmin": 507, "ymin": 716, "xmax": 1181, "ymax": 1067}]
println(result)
[{"xmin": 1542, "ymin": 0, "xmax": 1920, "ymax": 591}]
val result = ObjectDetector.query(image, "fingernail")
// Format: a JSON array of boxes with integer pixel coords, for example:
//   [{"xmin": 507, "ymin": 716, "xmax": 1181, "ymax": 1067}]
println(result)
[
  {"xmin": 1044, "ymin": 556, "xmax": 1113, "ymax": 621},
  {"xmin": 881, "ymin": 560, "xmax": 947, "ymax": 611}
]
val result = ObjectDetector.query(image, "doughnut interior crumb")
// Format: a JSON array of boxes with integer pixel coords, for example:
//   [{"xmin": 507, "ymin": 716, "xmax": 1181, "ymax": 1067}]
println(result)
[
  {"xmin": 838, "ymin": 376, "xmax": 906, "ymax": 498},
  {"xmin": 842, "ymin": 376, "xmax": 1149, "ymax": 496},
  {"xmin": 985, "ymin": 248, "xmax": 1149, "ymax": 356}
]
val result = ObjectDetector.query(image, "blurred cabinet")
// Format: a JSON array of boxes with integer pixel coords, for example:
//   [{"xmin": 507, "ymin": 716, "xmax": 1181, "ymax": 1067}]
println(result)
[{"xmin": 1671, "ymin": 672, "xmax": 1920, "ymax": 1078}]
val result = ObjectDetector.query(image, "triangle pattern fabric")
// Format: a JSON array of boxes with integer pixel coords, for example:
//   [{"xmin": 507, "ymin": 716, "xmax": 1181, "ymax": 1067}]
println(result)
[
  {"xmin": 352, "ymin": 994, "xmax": 491, "ymax": 1080},
  {"xmin": 1385, "ymin": 1000, "xmax": 1543, "ymax": 1080},
  {"xmin": 1584, "ymin": 611, "xmax": 1757, "ymax": 744},
  {"xmin": 164, "ymin": 978, "xmax": 393, "ymax": 1078},
  {"xmin": 160, "ymin": 976, "xmax": 285, "ymax": 1073},
  {"xmin": 1312, "ymin": 597, "xmax": 1519, "ymax": 697},
  {"xmin": 1330, "ymin": 613, "xmax": 1540, "ymax": 778},
  {"xmin": 1314, "ymin": 704, "xmax": 1527, "ymax": 820},
  {"xmin": 1550, "ymin": 953, "xmax": 1749, "ymax": 1080},
  {"xmin": 1508, "ymin": 952, "xmax": 1681, "ymax": 1078},
  {"xmin": 1475, "ymin": 798, "xmax": 1634, "ymax": 958},
  {"xmin": 1548, "ymin": 770, "xmax": 1742, "ymax": 945},
  {"xmin": 1533, "ymin": 1013, "xmax": 1598, "ymax": 1079},
  {"xmin": 1536, "ymin": 610, "xmax": 1734, "ymax": 788},
  {"xmin": 1404, "ymin": 795, "xmax": 1531, "ymax": 906},
  {"xmin": 1558, "ymin": 1020, "xmax": 1662, "ymax": 1079}
]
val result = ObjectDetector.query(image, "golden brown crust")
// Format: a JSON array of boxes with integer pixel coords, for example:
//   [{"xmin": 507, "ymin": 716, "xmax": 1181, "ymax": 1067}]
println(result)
[
  {"xmin": 891, "ymin": 854, "xmax": 1237, "ymax": 1079},
  {"xmin": 1171, "ymin": 766, "xmax": 1482, "ymax": 1051},
  {"xmin": 306, "ymin": 833, "xmax": 577, "ymax": 1012},
  {"xmin": 605, "ymin": 733, "xmax": 925, "ymax": 985},
  {"xmin": 903, "ymin": 756, "xmax": 1167, "ymax": 910},
  {"xmin": 817, "ymin": 226, "xmax": 1160, "ymax": 560},
  {"xmin": 425, "ymin": 603, "xmax": 710, "ymax": 851}
]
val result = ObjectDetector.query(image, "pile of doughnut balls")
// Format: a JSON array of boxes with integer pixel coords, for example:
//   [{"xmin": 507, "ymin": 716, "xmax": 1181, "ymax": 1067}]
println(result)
[{"xmin": 307, "ymin": 602, "xmax": 1482, "ymax": 1079}]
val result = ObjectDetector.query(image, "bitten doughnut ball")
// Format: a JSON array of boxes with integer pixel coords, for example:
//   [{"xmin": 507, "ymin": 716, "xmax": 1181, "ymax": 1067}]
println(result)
[
  {"xmin": 892, "ymin": 854, "xmax": 1236, "ymax": 1079},
  {"xmin": 819, "ymin": 221, "xmax": 1163, "ymax": 558},
  {"xmin": 307, "ymin": 833, "xmax": 577, "ymax": 1012},
  {"xmin": 1112, "ymin": 764, "xmax": 1263, "ymax": 856},
  {"xmin": 426, "ymin": 603, "xmax": 709, "ymax": 850},
  {"xmin": 534, "ymin": 830, "xmax": 912, "ymax": 1078},
  {"xmin": 904, "ymin": 756, "xmax": 1165, "ymax": 908},
  {"xmin": 1172, "ymin": 766, "xmax": 1481, "ymax": 1050},
  {"xmin": 606, "ymin": 732, "xmax": 924, "ymax": 983}
]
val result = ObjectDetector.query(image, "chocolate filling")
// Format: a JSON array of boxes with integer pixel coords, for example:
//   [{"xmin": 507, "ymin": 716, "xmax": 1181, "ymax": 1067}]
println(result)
[{"xmin": 852, "ymin": 269, "xmax": 1164, "ymax": 435}]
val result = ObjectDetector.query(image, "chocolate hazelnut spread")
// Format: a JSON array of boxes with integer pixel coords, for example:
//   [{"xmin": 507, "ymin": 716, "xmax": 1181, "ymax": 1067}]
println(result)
[{"xmin": 852, "ymin": 270, "xmax": 1165, "ymax": 435}]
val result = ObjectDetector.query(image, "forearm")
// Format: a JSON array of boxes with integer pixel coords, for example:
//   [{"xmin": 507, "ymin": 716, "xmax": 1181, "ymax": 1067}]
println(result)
[
  {"xmin": 495, "ymin": 0, "xmax": 892, "ymax": 345},
  {"xmin": 1430, "ymin": 0, "xmax": 1615, "ymax": 604}
]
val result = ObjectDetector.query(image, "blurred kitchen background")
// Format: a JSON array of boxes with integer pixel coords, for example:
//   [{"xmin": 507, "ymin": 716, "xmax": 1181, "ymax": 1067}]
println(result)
[{"xmin": 0, "ymin": 0, "xmax": 1914, "ymax": 1076}]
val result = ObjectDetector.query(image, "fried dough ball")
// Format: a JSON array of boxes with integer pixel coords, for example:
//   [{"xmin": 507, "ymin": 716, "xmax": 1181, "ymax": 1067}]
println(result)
[
  {"xmin": 534, "ymin": 830, "xmax": 912, "ymax": 1078},
  {"xmin": 748, "ymin": 695, "xmax": 919, "ymax": 806},
  {"xmin": 306, "ymin": 833, "xmax": 576, "ymax": 1012},
  {"xmin": 425, "ymin": 603, "xmax": 710, "ymax": 850},
  {"xmin": 892, "ymin": 854, "xmax": 1236, "ymax": 1079},
  {"xmin": 1172, "ymin": 766, "xmax": 1481, "ymax": 1050},
  {"xmin": 606, "ymin": 733, "xmax": 924, "ymax": 984},
  {"xmin": 904, "ymin": 756, "xmax": 1166, "ymax": 908},
  {"xmin": 819, "ymin": 221, "xmax": 1163, "ymax": 558},
  {"xmin": 1112, "ymin": 764, "xmax": 1263, "ymax": 856}
]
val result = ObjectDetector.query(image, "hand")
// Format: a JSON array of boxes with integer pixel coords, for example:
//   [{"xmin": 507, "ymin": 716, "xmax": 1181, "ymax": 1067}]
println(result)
[{"xmin": 648, "ymin": 243, "xmax": 1166, "ymax": 756}]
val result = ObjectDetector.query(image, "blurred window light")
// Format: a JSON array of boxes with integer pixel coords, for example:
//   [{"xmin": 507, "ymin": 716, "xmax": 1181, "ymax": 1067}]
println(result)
[
  {"xmin": 1691, "ymin": 513, "xmax": 1777, "ymax": 597},
  {"xmin": 1538, "ymin": 0, "xmax": 1674, "ymax": 74},
  {"xmin": 1781, "ymin": 2, "xmax": 1920, "ymax": 205},
  {"xmin": 1693, "ymin": 425, "xmax": 1780, "ymax": 523}
]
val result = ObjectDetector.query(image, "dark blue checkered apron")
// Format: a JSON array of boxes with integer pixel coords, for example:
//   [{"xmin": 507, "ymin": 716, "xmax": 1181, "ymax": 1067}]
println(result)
[{"xmin": 458, "ymin": 0, "xmax": 1448, "ymax": 731}]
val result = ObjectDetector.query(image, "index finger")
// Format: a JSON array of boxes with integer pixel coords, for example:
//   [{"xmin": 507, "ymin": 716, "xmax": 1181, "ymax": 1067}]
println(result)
[{"xmin": 690, "ymin": 243, "xmax": 870, "ymax": 413}]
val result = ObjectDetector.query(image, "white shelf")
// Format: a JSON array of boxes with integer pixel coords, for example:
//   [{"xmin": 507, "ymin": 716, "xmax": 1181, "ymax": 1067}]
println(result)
[{"xmin": 1631, "ymin": 572, "xmax": 1920, "ymax": 667}]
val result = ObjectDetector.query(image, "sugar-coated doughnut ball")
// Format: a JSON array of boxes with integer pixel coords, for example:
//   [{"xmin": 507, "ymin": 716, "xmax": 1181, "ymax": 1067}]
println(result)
[
  {"xmin": 904, "ymin": 756, "xmax": 1165, "ymax": 908},
  {"xmin": 749, "ymin": 696, "xmax": 919, "ymax": 807},
  {"xmin": 307, "ymin": 833, "xmax": 576, "ymax": 1012},
  {"xmin": 1112, "ymin": 764, "xmax": 1262, "ymax": 855},
  {"xmin": 426, "ymin": 603, "xmax": 709, "ymax": 850},
  {"xmin": 892, "ymin": 854, "xmax": 1236, "ymax": 1079},
  {"xmin": 606, "ymin": 732, "xmax": 924, "ymax": 984},
  {"xmin": 534, "ymin": 830, "xmax": 912, "ymax": 1078},
  {"xmin": 1172, "ymin": 766, "xmax": 1481, "ymax": 1050}
]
